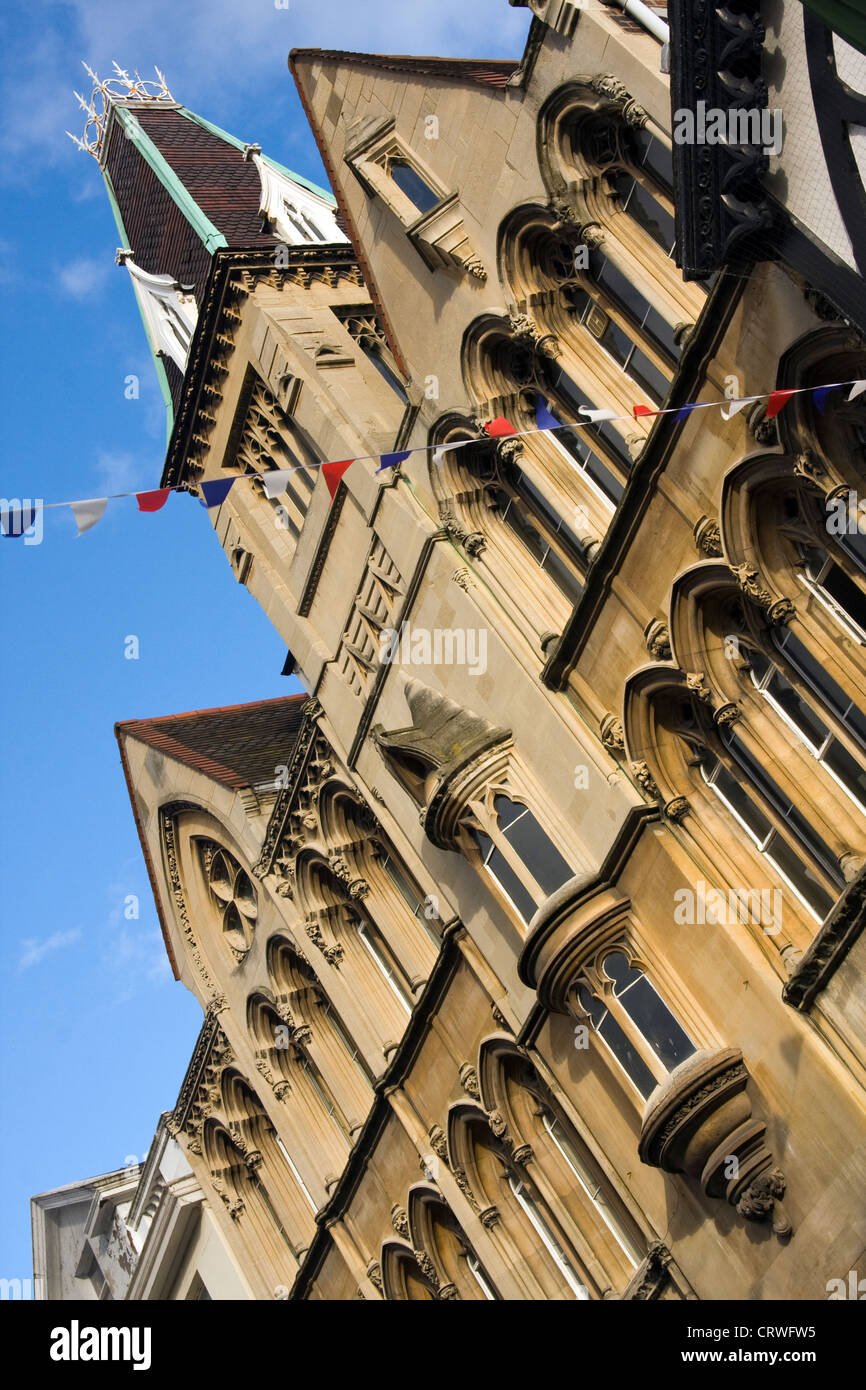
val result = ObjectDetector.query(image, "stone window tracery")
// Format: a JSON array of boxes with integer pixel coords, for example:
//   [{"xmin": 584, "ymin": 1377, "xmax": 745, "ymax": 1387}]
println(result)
[
  {"xmin": 572, "ymin": 948, "xmax": 696, "ymax": 1100},
  {"xmin": 332, "ymin": 305, "xmax": 408, "ymax": 404},
  {"xmin": 233, "ymin": 375, "xmax": 318, "ymax": 538},
  {"xmin": 199, "ymin": 841, "xmax": 258, "ymax": 958},
  {"xmin": 466, "ymin": 790, "xmax": 574, "ymax": 925}
]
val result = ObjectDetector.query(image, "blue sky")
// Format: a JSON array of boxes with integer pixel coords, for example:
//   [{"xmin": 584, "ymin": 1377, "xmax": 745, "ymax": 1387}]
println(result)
[{"xmin": 0, "ymin": 0, "xmax": 530, "ymax": 1291}]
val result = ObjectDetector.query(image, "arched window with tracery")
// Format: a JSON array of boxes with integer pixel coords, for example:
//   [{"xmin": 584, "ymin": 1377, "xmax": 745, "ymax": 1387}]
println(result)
[
  {"xmin": 447, "ymin": 1108, "xmax": 592, "ymax": 1300},
  {"xmin": 406, "ymin": 1187, "xmax": 497, "ymax": 1301},
  {"xmin": 246, "ymin": 993, "xmax": 352, "ymax": 1206},
  {"xmin": 664, "ymin": 568, "xmax": 866, "ymax": 905},
  {"xmin": 623, "ymin": 666, "xmax": 840, "ymax": 955},
  {"xmin": 572, "ymin": 948, "xmax": 696, "ymax": 1100},
  {"xmin": 294, "ymin": 854, "xmax": 419, "ymax": 1057},
  {"xmin": 479, "ymin": 1042, "xmax": 645, "ymax": 1296},
  {"xmin": 267, "ymin": 936, "xmax": 374, "ymax": 1134}
]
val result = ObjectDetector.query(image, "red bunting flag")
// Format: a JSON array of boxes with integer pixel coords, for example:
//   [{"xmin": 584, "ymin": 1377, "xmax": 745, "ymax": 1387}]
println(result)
[
  {"xmin": 137, "ymin": 488, "xmax": 171, "ymax": 512},
  {"xmin": 321, "ymin": 459, "xmax": 354, "ymax": 501},
  {"xmin": 484, "ymin": 417, "xmax": 517, "ymax": 437},
  {"xmin": 633, "ymin": 404, "xmax": 658, "ymax": 418},
  {"xmin": 765, "ymin": 389, "xmax": 796, "ymax": 419}
]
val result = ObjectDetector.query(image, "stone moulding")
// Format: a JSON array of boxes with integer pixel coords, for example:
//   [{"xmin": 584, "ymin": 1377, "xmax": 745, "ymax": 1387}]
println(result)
[
  {"xmin": 517, "ymin": 876, "xmax": 629, "ymax": 1010},
  {"xmin": 783, "ymin": 862, "xmax": 866, "ymax": 1011},
  {"xmin": 638, "ymin": 1047, "xmax": 791, "ymax": 1237}
]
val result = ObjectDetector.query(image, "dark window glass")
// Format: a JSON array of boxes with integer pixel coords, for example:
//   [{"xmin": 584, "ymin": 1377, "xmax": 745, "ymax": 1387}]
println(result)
[
  {"xmin": 613, "ymin": 172, "xmax": 676, "ymax": 255},
  {"xmin": 602, "ymin": 951, "xmax": 694, "ymax": 1072},
  {"xmin": 475, "ymin": 830, "xmax": 538, "ymax": 922},
  {"xmin": 551, "ymin": 368, "xmax": 631, "ymax": 469},
  {"xmin": 575, "ymin": 985, "xmax": 657, "ymax": 1099},
  {"xmin": 493, "ymin": 795, "xmax": 573, "ymax": 898},
  {"xmin": 775, "ymin": 626, "xmax": 866, "ymax": 747},
  {"xmin": 389, "ymin": 159, "xmax": 440, "ymax": 214},
  {"xmin": 723, "ymin": 731, "xmax": 843, "ymax": 885},
  {"xmin": 632, "ymin": 127, "xmax": 674, "ymax": 192}
]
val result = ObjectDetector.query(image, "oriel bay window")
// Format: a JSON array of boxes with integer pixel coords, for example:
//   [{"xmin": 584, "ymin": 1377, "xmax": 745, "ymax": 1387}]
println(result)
[
  {"xmin": 573, "ymin": 949, "xmax": 696, "ymax": 1101},
  {"xmin": 468, "ymin": 791, "xmax": 574, "ymax": 923}
]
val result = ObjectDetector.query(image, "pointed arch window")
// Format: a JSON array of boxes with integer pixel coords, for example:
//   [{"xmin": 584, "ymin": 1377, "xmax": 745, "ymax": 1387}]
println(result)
[
  {"xmin": 747, "ymin": 646, "xmax": 866, "ymax": 814},
  {"xmin": 273, "ymin": 1134, "xmax": 317, "ymax": 1215},
  {"xmin": 574, "ymin": 950, "xmax": 695, "ymax": 1100},
  {"xmin": 333, "ymin": 306, "xmax": 408, "ymax": 404},
  {"xmin": 507, "ymin": 1174, "xmax": 590, "ymax": 1299},
  {"xmin": 796, "ymin": 543, "xmax": 866, "ymax": 644},
  {"xmin": 699, "ymin": 750, "xmax": 835, "ymax": 921},
  {"xmin": 355, "ymin": 916, "xmax": 413, "ymax": 1014},
  {"xmin": 539, "ymin": 1107, "xmax": 643, "ymax": 1267},
  {"xmin": 610, "ymin": 168, "xmax": 677, "ymax": 257}
]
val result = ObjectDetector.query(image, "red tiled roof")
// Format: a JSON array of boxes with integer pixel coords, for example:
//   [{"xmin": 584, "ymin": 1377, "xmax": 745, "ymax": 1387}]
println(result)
[
  {"xmin": 115, "ymin": 694, "xmax": 308, "ymax": 791},
  {"xmin": 115, "ymin": 694, "xmax": 309, "ymax": 980}
]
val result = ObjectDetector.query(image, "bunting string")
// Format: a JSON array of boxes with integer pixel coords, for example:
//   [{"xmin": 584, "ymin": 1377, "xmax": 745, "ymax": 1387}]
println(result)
[{"xmin": 3, "ymin": 376, "xmax": 864, "ymax": 538}]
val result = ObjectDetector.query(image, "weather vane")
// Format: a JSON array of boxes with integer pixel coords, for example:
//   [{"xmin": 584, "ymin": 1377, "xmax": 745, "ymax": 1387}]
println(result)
[{"xmin": 66, "ymin": 61, "xmax": 175, "ymax": 160}]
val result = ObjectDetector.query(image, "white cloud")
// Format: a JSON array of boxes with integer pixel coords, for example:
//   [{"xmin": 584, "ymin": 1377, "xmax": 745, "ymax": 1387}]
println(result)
[
  {"xmin": 57, "ymin": 254, "xmax": 112, "ymax": 299},
  {"xmin": 94, "ymin": 449, "xmax": 153, "ymax": 495},
  {"xmin": 19, "ymin": 929, "xmax": 81, "ymax": 969}
]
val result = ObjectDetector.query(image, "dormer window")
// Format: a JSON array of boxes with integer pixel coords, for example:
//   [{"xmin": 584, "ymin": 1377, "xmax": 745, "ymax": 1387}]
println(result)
[
  {"xmin": 251, "ymin": 152, "xmax": 346, "ymax": 246},
  {"xmin": 121, "ymin": 257, "xmax": 198, "ymax": 372},
  {"xmin": 384, "ymin": 156, "xmax": 440, "ymax": 215}
]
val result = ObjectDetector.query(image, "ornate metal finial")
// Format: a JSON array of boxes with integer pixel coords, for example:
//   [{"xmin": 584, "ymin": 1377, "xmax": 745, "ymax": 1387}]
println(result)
[{"xmin": 66, "ymin": 61, "xmax": 175, "ymax": 161}]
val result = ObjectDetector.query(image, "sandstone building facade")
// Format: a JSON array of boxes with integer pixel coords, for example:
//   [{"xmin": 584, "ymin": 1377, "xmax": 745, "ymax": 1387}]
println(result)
[{"xmin": 34, "ymin": 0, "xmax": 866, "ymax": 1299}]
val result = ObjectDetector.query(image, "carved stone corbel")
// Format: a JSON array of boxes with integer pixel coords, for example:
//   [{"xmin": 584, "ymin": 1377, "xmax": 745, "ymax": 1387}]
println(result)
[
  {"xmin": 459, "ymin": 1062, "xmax": 481, "ymax": 1100},
  {"xmin": 600, "ymin": 713, "xmax": 625, "ymax": 754},
  {"xmin": 638, "ymin": 1047, "xmax": 792, "ymax": 1237},
  {"xmin": 644, "ymin": 619, "xmax": 672, "ymax": 661}
]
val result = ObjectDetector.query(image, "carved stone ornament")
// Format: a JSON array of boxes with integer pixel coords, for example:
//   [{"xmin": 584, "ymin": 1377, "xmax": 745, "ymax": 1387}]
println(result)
[
  {"xmin": 429, "ymin": 1125, "xmax": 449, "ymax": 1163},
  {"xmin": 390, "ymin": 1204, "xmax": 410, "ymax": 1240},
  {"xmin": 438, "ymin": 500, "xmax": 487, "ymax": 557},
  {"xmin": 459, "ymin": 1062, "xmax": 481, "ymax": 1101},
  {"xmin": 693, "ymin": 515, "xmax": 723, "ymax": 558},
  {"xmin": 487, "ymin": 1108, "xmax": 510, "ymax": 1142},
  {"xmin": 685, "ymin": 672, "xmax": 713, "ymax": 705},
  {"xmin": 629, "ymin": 760, "xmax": 660, "ymax": 801},
  {"xmin": 731, "ymin": 561, "xmax": 773, "ymax": 609},
  {"xmin": 644, "ymin": 620, "xmax": 672, "ymax": 661},
  {"xmin": 638, "ymin": 1047, "xmax": 792, "ymax": 1237},
  {"xmin": 600, "ymin": 713, "xmax": 625, "ymax": 754},
  {"xmin": 414, "ymin": 1250, "xmax": 440, "ymax": 1289},
  {"xmin": 767, "ymin": 597, "xmax": 796, "ymax": 626},
  {"xmin": 622, "ymin": 1241, "xmax": 674, "ymax": 1301},
  {"xmin": 714, "ymin": 701, "xmax": 742, "ymax": 728},
  {"xmin": 664, "ymin": 796, "xmax": 690, "ymax": 822},
  {"xmin": 452, "ymin": 1166, "xmax": 482, "ymax": 1216},
  {"xmin": 366, "ymin": 1260, "xmax": 383, "ymax": 1292},
  {"xmin": 792, "ymin": 448, "xmax": 827, "ymax": 489}
]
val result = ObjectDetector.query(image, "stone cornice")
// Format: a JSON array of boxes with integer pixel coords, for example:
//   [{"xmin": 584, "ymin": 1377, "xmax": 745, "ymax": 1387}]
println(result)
[{"xmin": 160, "ymin": 244, "xmax": 363, "ymax": 490}]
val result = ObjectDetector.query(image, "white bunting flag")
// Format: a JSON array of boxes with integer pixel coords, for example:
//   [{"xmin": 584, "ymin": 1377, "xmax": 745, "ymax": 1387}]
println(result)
[
  {"xmin": 848, "ymin": 380, "xmax": 866, "ymax": 401},
  {"xmin": 432, "ymin": 445, "xmax": 459, "ymax": 469},
  {"xmin": 70, "ymin": 498, "xmax": 108, "ymax": 535},
  {"xmin": 578, "ymin": 407, "xmax": 618, "ymax": 423},
  {"xmin": 262, "ymin": 469, "xmax": 295, "ymax": 499},
  {"xmin": 719, "ymin": 395, "xmax": 762, "ymax": 421}
]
